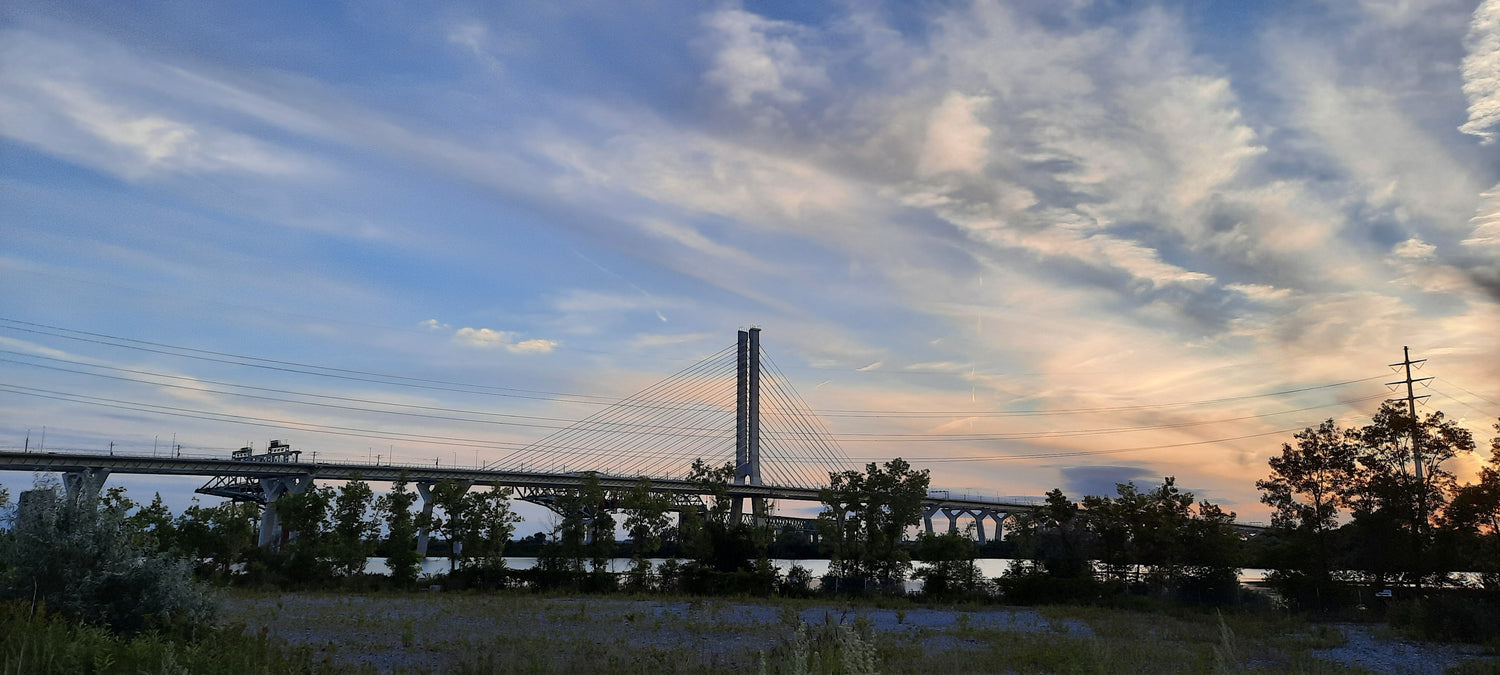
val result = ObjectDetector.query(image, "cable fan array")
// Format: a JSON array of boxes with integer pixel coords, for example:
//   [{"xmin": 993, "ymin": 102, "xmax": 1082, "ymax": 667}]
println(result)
[{"xmin": 486, "ymin": 344, "xmax": 856, "ymax": 488}]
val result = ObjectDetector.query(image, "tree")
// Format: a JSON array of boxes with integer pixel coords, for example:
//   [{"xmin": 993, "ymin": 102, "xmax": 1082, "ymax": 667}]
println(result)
[
  {"xmin": 623, "ymin": 477, "xmax": 671, "ymax": 558},
  {"xmin": 536, "ymin": 474, "xmax": 614, "ymax": 589},
  {"xmin": 466, "ymin": 486, "xmax": 521, "ymax": 567},
  {"xmin": 1008, "ymin": 488, "xmax": 1093, "ymax": 580},
  {"xmin": 126, "ymin": 492, "xmax": 177, "ymax": 554},
  {"xmin": 580, "ymin": 473, "xmax": 617, "ymax": 574},
  {"xmin": 330, "ymin": 477, "xmax": 377, "ymax": 576},
  {"xmin": 424, "ymin": 480, "xmax": 476, "ymax": 571},
  {"xmin": 818, "ymin": 458, "xmax": 930, "ymax": 591},
  {"xmin": 911, "ymin": 531, "xmax": 985, "ymax": 599},
  {"xmin": 1346, "ymin": 402, "xmax": 1474, "ymax": 584},
  {"xmin": 1444, "ymin": 419, "xmax": 1500, "ymax": 587},
  {"xmin": 1256, "ymin": 420, "xmax": 1358, "ymax": 603},
  {"xmin": 377, "ymin": 477, "xmax": 422, "ymax": 587},
  {"xmin": 622, "ymin": 477, "xmax": 671, "ymax": 590},
  {"xmin": 682, "ymin": 459, "xmax": 762, "ymax": 573},
  {"xmin": 1083, "ymin": 477, "xmax": 1241, "ymax": 601},
  {"xmin": 175, "ymin": 499, "xmax": 259, "ymax": 578},
  {"xmin": 275, "ymin": 485, "xmax": 335, "ymax": 582}
]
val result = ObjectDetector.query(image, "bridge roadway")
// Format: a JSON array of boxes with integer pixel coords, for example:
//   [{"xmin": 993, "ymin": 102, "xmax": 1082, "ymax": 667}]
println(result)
[{"xmin": 0, "ymin": 450, "xmax": 1042, "ymax": 512}]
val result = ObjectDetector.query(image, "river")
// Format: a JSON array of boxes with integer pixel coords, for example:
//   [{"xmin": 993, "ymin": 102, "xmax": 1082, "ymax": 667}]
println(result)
[{"xmin": 363, "ymin": 557, "xmax": 1271, "ymax": 586}]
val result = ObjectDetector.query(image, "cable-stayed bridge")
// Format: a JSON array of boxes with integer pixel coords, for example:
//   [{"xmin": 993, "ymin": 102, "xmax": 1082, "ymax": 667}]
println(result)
[{"xmin": 0, "ymin": 330, "xmax": 1045, "ymax": 548}]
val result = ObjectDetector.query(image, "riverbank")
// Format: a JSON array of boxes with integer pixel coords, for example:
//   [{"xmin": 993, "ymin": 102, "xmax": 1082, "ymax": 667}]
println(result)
[{"xmin": 218, "ymin": 591, "xmax": 1500, "ymax": 673}]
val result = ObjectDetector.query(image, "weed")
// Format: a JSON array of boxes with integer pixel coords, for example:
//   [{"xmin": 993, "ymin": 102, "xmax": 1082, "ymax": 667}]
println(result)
[{"xmin": 1212, "ymin": 610, "xmax": 1238, "ymax": 672}]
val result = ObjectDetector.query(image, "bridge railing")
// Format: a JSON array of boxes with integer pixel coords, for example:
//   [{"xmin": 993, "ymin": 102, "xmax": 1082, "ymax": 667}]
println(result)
[{"xmin": 926, "ymin": 490, "xmax": 1044, "ymax": 506}]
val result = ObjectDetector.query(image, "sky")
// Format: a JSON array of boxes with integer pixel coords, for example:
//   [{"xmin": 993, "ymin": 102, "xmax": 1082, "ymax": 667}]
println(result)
[{"xmin": 2, "ymin": 0, "xmax": 1499, "ymax": 528}]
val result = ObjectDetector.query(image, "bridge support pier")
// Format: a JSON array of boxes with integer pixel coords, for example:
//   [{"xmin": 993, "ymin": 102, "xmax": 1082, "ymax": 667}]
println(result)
[
  {"xmin": 416, "ymin": 482, "xmax": 436, "ymax": 556},
  {"xmin": 62, "ymin": 467, "xmax": 111, "ymax": 504},
  {"xmin": 943, "ymin": 508, "xmax": 963, "ymax": 534},
  {"xmin": 258, "ymin": 475, "xmax": 313, "ymax": 550},
  {"xmin": 923, "ymin": 504, "xmax": 941, "ymax": 535}
]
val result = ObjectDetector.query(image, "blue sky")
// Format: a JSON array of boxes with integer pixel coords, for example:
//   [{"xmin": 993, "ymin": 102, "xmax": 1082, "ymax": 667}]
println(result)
[{"xmin": 3, "ymin": 0, "xmax": 1499, "ymax": 526}]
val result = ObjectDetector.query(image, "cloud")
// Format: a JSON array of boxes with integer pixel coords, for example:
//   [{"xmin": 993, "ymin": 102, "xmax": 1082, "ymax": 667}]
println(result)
[
  {"xmin": 639, "ymin": 219, "xmax": 769, "ymax": 270},
  {"xmin": 702, "ymin": 9, "xmax": 827, "ymax": 107},
  {"xmin": 419, "ymin": 319, "xmax": 450, "ymax": 330},
  {"xmin": 453, "ymin": 327, "xmax": 557, "ymax": 353},
  {"xmin": 1461, "ymin": 0, "xmax": 1500, "ymax": 142},
  {"xmin": 447, "ymin": 22, "xmax": 504, "ymax": 71},
  {"xmin": 632, "ymin": 332, "xmax": 714, "ymax": 348},
  {"xmin": 917, "ymin": 92, "xmax": 993, "ymax": 176},
  {"xmin": 0, "ymin": 29, "xmax": 324, "ymax": 180},
  {"xmin": 1059, "ymin": 465, "xmax": 1156, "ymax": 499}
]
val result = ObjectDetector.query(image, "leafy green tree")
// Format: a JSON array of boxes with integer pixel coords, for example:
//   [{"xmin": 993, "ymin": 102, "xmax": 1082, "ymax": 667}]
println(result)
[
  {"xmin": 175, "ymin": 499, "xmax": 259, "ymax": 578},
  {"xmin": 330, "ymin": 477, "xmax": 377, "ymax": 576},
  {"xmin": 684, "ymin": 459, "xmax": 765, "ymax": 575},
  {"xmin": 423, "ymin": 480, "xmax": 476, "ymax": 571},
  {"xmin": 623, "ymin": 477, "xmax": 671, "ymax": 557},
  {"xmin": 377, "ymin": 477, "xmax": 422, "ymax": 587},
  {"xmin": 466, "ymin": 486, "xmax": 521, "ymax": 567},
  {"xmin": 1256, "ymin": 420, "xmax": 1358, "ymax": 602},
  {"xmin": 538, "ymin": 488, "xmax": 589, "ymax": 584},
  {"xmin": 1346, "ymin": 402, "xmax": 1474, "ymax": 585},
  {"xmin": 911, "ymin": 531, "xmax": 985, "ymax": 599},
  {"xmin": 274, "ymin": 485, "xmax": 335, "ymax": 581},
  {"xmin": 1008, "ymin": 488, "xmax": 1093, "ymax": 580},
  {"xmin": 580, "ymin": 473, "xmax": 617, "ymax": 574},
  {"xmin": 1444, "ymin": 419, "xmax": 1500, "ymax": 588},
  {"xmin": 818, "ymin": 458, "xmax": 930, "ymax": 591},
  {"xmin": 622, "ymin": 477, "xmax": 671, "ymax": 590},
  {"xmin": 126, "ymin": 493, "xmax": 177, "ymax": 554},
  {"xmin": 1084, "ymin": 477, "xmax": 1241, "ymax": 601}
]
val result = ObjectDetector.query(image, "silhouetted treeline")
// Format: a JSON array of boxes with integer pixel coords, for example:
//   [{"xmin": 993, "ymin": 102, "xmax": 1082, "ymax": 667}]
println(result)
[{"xmin": 1254, "ymin": 403, "xmax": 1500, "ymax": 611}]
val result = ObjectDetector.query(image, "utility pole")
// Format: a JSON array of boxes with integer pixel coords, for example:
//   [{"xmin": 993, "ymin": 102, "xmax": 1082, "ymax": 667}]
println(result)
[
  {"xmin": 1387, "ymin": 346, "xmax": 1432, "ymax": 486},
  {"xmin": 1388, "ymin": 345, "xmax": 1435, "ymax": 586}
]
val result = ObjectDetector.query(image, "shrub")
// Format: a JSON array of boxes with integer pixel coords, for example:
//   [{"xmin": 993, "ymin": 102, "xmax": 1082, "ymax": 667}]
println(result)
[
  {"xmin": 1387, "ymin": 591, "xmax": 1500, "ymax": 645},
  {"xmin": 1, "ymin": 486, "xmax": 215, "ymax": 637}
]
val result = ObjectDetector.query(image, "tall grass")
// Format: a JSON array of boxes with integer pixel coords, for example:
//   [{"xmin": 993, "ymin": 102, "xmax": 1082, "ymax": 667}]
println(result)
[{"xmin": 0, "ymin": 601, "xmax": 350, "ymax": 674}]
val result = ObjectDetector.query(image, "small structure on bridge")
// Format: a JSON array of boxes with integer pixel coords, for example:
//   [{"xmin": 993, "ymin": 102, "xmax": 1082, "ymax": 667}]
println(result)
[{"xmin": 197, "ymin": 440, "xmax": 313, "ymax": 549}]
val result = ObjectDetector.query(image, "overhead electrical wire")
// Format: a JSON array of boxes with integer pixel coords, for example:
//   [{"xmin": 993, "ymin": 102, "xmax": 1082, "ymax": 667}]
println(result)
[
  {"xmin": 3, "ymin": 381, "xmax": 1308, "ymax": 466},
  {"xmin": 0, "ymin": 348, "xmax": 1386, "ymax": 444},
  {"xmin": 0, "ymin": 317, "xmax": 1386, "ymax": 417},
  {"xmin": 0, "ymin": 352, "xmax": 1389, "ymax": 445},
  {"xmin": 0, "ymin": 317, "xmax": 1412, "ymax": 479}
]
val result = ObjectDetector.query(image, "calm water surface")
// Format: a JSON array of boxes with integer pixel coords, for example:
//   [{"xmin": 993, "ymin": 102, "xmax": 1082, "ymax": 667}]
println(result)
[{"xmin": 362, "ymin": 557, "xmax": 1270, "ymax": 585}]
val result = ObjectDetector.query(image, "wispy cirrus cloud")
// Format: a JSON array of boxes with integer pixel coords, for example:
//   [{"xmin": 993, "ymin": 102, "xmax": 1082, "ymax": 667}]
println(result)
[{"xmin": 1461, "ymin": 0, "xmax": 1500, "ymax": 142}]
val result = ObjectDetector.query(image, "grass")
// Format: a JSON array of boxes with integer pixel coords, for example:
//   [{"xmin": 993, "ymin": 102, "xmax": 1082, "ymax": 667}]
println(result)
[
  {"xmin": 14, "ymin": 588, "xmax": 1497, "ymax": 674},
  {"xmin": 213, "ymin": 589, "xmax": 1462, "ymax": 674},
  {"xmin": 0, "ymin": 599, "xmax": 350, "ymax": 674}
]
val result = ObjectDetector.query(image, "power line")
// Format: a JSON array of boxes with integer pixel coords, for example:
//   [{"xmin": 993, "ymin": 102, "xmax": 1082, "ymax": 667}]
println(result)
[
  {"xmin": 0, "ymin": 317, "xmax": 1389, "ymax": 417},
  {"xmin": 814, "ymin": 375, "xmax": 1389, "ymax": 417},
  {"xmin": 0, "ymin": 338, "xmax": 1387, "ymax": 443}
]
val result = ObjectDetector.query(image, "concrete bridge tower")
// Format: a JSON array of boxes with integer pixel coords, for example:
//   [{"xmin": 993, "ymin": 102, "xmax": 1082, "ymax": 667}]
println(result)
[{"xmin": 733, "ymin": 328, "xmax": 764, "ymax": 521}]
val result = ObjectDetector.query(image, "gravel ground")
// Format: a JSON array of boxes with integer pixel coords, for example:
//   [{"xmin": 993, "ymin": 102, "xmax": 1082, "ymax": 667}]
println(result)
[
  {"xmin": 219, "ymin": 593, "xmax": 1499, "ymax": 673},
  {"xmin": 1312, "ymin": 623, "xmax": 1496, "ymax": 675}
]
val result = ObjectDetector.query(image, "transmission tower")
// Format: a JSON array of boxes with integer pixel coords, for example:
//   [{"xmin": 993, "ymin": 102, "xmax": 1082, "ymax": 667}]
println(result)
[{"xmin": 1386, "ymin": 346, "xmax": 1432, "ymax": 485}]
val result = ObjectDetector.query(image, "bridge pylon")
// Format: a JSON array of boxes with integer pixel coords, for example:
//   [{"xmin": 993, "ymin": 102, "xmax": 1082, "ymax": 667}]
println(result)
[{"xmin": 733, "ymin": 328, "xmax": 766, "ymax": 522}]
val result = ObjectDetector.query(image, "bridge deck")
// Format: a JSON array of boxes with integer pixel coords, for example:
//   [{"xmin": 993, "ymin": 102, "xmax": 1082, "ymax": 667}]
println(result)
[{"xmin": 0, "ymin": 450, "xmax": 1044, "ymax": 511}]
